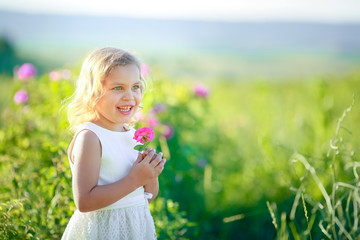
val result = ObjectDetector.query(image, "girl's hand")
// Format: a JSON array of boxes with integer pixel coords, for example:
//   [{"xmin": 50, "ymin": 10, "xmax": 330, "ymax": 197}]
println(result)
[
  {"xmin": 143, "ymin": 148, "xmax": 166, "ymax": 173},
  {"xmin": 141, "ymin": 147, "xmax": 162, "ymax": 164},
  {"xmin": 128, "ymin": 148, "xmax": 166, "ymax": 187}
]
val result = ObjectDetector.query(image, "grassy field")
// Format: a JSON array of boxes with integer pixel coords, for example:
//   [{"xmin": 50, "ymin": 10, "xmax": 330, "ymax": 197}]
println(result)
[
  {"xmin": 0, "ymin": 76, "xmax": 13, "ymax": 114},
  {"xmin": 0, "ymin": 58, "xmax": 360, "ymax": 239}
]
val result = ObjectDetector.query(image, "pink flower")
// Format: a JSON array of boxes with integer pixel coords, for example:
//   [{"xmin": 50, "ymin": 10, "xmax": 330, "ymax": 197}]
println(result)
[
  {"xmin": 17, "ymin": 63, "xmax": 37, "ymax": 81},
  {"xmin": 162, "ymin": 123, "xmax": 174, "ymax": 139},
  {"xmin": 150, "ymin": 103, "xmax": 166, "ymax": 114},
  {"xmin": 61, "ymin": 69, "xmax": 71, "ymax": 79},
  {"xmin": 194, "ymin": 84, "xmax": 209, "ymax": 98},
  {"xmin": 49, "ymin": 71, "xmax": 61, "ymax": 81},
  {"xmin": 14, "ymin": 90, "xmax": 29, "ymax": 104},
  {"xmin": 147, "ymin": 117, "xmax": 159, "ymax": 127},
  {"xmin": 140, "ymin": 64, "xmax": 150, "ymax": 78},
  {"xmin": 133, "ymin": 126, "xmax": 154, "ymax": 144},
  {"xmin": 49, "ymin": 69, "xmax": 71, "ymax": 81}
]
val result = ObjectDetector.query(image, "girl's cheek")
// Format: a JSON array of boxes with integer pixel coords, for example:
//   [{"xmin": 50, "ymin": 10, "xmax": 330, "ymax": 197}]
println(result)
[{"xmin": 137, "ymin": 95, "xmax": 143, "ymax": 103}]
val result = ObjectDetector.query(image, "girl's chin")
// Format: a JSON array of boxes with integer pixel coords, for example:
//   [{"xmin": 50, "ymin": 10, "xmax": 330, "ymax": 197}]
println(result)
[{"xmin": 118, "ymin": 113, "xmax": 135, "ymax": 122}]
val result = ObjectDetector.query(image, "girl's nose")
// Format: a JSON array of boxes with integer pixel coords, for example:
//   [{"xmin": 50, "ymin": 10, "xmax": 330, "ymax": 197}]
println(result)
[{"xmin": 122, "ymin": 90, "xmax": 133, "ymax": 100}]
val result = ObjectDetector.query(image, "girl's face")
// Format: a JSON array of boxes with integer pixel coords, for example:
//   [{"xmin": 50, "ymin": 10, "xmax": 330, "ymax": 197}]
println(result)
[{"xmin": 93, "ymin": 64, "xmax": 142, "ymax": 131}]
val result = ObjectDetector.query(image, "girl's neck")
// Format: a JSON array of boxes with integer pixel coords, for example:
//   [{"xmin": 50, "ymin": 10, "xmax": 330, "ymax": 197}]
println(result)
[{"xmin": 90, "ymin": 120, "xmax": 129, "ymax": 132}]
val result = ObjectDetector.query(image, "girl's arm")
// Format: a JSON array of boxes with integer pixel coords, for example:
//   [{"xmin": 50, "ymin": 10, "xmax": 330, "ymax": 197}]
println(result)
[
  {"xmin": 144, "ymin": 177, "xmax": 159, "ymax": 202},
  {"xmin": 71, "ymin": 130, "xmax": 165, "ymax": 212}
]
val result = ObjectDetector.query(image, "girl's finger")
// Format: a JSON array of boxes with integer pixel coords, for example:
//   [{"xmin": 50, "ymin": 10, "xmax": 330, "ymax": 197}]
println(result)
[
  {"xmin": 142, "ymin": 148, "xmax": 148, "ymax": 155},
  {"xmin": 143, "ymin": 149, "xmax": 156, "ymax": 163},
  {"xmin": 135, "ymin": 152, "xmax": 143, "ymax": 163},
  {"xmin": 155, "ymin": 159, "xmax": 166, "ymax": 174},
  {"xmin": 150, "ymin": 152, "xmax": 162, "ymax": 163},
  {"xmin": 157, "ymin": 158, "xmax": 166, "ymax": 167},
  {"xmin": 142, "ymin": 147, "xmax": 153, "ymax": 158},
  {"xmin": 150, "ymin": 154, "xmax": 163, "ymax": 167}
]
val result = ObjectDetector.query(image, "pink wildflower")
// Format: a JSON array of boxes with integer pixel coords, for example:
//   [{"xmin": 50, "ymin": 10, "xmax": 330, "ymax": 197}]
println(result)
[
  {"xmin": 14, "ymin": 90, "xmax": 29, "ymax": 104},
  {"xmin": 133, "ymin": 126, "xmax": 154, "ymax": 144},
  {"xmin": 194, "ymin": 84, "xmax": 209, "ymax": 98},
  {"xmin": 140, "ymin": 63, "xmax": 150, "ymax": 78},
  {"xmin": 61, "ymin": 69, "xmax": 71, "ymax": 79},
  {"xmin": 148, "ymin": 117, "xmax": 159, "ymax": 127},
  {"xmin": 150, "ymin": 103, "xmax": 166, "ymax": 114},
  {"xmin": 17, "ymin": 63, "xmax": 37, "ymax": 81},
  {"xmin": 162, "ymin": 123, "xmax": 174, "ymax": 139},
  {"xmin": 49, "ymin": 71, "xmax": 61, "ymax": 81}
]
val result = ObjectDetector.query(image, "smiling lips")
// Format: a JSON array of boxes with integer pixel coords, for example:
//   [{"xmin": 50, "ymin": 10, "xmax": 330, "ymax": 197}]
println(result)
[{"xmin": 117, "ymin": 105, "xmax": 134, "ymax": 114}]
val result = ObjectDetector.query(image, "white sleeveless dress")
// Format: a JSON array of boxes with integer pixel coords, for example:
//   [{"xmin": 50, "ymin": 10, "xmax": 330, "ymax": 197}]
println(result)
[{"xmin": 62, "ymin": 122, "xmax": 157, "ymax": 240}]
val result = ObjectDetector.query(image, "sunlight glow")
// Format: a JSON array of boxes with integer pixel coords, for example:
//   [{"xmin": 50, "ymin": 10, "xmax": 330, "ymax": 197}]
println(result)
[{"xmin": 0, "ymin": 0, "xmax": 360, "ymax": 22}]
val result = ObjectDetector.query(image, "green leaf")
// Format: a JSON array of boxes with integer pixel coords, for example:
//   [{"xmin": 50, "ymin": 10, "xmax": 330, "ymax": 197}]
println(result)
[{"xmin": 134, "ymin": 144, "xmax": 144, "ymax": 151}]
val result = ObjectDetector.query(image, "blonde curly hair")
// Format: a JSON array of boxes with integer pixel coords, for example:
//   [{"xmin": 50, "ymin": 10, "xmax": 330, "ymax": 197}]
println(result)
[{"xmin": 67, "ymin": 47, "xmax": 145, "ymax": 132}]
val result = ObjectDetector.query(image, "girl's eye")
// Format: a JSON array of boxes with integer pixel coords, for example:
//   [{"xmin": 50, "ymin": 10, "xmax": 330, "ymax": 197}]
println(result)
[
  {"xmin": 132, "ymin": 85, "xmax": 141, "ymax": 90},
  {"xmin": 113, "ymin": 86, "xmax": 122, "ymax": 90}
]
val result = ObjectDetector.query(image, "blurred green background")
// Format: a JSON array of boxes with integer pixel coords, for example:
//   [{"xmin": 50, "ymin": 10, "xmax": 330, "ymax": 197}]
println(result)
[{"xmin": 1, "ymin": 4, "xmax": 360, "ymax": 239}]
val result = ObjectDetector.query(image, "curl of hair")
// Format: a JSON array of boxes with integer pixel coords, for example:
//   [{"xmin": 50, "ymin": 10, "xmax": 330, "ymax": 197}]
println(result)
[{"xmin": 67, "ymin": 47, "xmax": 146, "ymax": 132}]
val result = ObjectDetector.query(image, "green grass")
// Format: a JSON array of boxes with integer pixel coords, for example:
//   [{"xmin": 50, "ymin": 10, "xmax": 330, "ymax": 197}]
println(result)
[
  {"xmin": 0, "ymin": 62, "xmax": 360, "ymax": 239},
  {"xmin": 0, "ymin": 76, "xmax": 13, "ymax": 114}
]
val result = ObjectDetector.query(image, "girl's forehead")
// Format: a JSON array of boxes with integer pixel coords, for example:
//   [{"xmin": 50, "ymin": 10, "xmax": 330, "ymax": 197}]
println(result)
[{"xmin": 104, "ymin": 64, "xmax": 140, "ymax": 84}]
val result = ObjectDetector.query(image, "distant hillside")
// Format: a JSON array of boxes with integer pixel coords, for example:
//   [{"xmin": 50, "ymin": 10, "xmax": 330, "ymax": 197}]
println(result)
[{"xmin": 1, "ymin": 10, "xmax": 360, "ymax": 79}]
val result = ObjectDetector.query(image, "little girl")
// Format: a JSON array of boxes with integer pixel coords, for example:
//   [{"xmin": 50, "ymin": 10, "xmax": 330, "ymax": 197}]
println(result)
[{"xmin": 62, "ymin": 47, "xmax": 166, "ymax": 240}]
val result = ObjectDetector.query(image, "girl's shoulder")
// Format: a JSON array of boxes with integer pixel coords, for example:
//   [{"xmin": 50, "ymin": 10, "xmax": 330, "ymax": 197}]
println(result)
[
  {"xmin": 68, "ymin": 127, "xmax": 100, "ymax": 165},
  {"xmin": 73, "ymin": 129, "xmax": 100, "ymax": 149}
]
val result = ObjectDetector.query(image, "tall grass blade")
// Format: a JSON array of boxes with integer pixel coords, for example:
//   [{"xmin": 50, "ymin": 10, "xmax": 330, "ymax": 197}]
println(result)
[
  {"xmin": 291, "ymin": 153, "xmax": 333, "ymax": 215},
  {"xmin": 267, "ymin": 201, "xmax": 278, "ymax": 230},
  {"xmin": 288, "ymin": 222, "xmax": 300, "ymax": 240},
  {"xmin": 335, "ymin": 217, "xmax": 353, "ymax": 240},
  {"xmin": 290, "ymin": 186, "xmax": 303, "ymax": 221},
  {"xmin": 319, "ymin": 220, "xmax": 332, "ymax": 239}
]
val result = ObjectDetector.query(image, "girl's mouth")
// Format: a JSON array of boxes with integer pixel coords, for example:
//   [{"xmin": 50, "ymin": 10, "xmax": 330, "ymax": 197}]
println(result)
[{"xmin": 117, "ymin": 106, "xmax": 133, "ymax": 114}]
